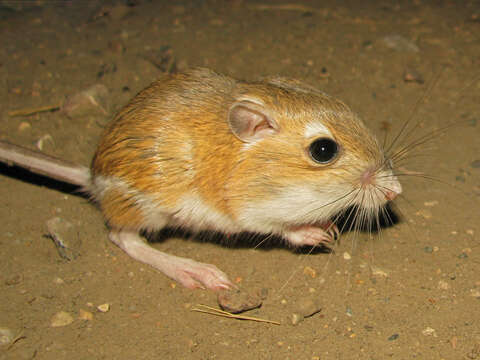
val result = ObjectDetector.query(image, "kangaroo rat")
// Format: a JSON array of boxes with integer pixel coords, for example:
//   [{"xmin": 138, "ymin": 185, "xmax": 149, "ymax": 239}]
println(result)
[{"xmin": 0, "ymin": 68, "xmax": 402, "ymax": 290}]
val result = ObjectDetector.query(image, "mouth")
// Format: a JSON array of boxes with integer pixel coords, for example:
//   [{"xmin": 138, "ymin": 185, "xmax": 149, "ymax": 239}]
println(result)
[{"xmin": 358, "ymin": 167, "xmax": 402, "ymax": 207}]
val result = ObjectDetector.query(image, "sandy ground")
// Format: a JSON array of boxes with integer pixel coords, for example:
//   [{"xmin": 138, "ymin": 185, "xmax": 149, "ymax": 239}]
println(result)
[{"xmin": 0, "ymin": 0, "xmax": 479, "ymax": 359}]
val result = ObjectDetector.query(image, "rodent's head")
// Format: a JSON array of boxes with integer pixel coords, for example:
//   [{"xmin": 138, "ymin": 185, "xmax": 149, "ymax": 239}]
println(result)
[{"xmin": 225, "ymin": 78, "xmax": 402, "ymax": 232}]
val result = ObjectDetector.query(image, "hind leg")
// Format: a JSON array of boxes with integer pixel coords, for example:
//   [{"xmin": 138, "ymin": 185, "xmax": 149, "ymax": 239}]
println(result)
[{"xmin": 109, "ymin": 230, "xmax": 234, "ymax": 290}]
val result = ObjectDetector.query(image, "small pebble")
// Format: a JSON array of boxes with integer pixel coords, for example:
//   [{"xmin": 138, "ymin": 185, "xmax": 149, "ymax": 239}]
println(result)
[
  {"xmin": 343, "ymin": 252, "xmax": 351, "ymax": 260},
  {"xmin": 470, "ymin": 289, "xmax": 480, "ymax": 298},
  {"xmin": 5, "ymin": 274, "xmax": 23, "ymax": 286},
  {"xmin": 371, "ymin": 267, "xmax": 388, "ymax": 277},
  {"xmin": 291, "ymin": 297, "xmax": 322, "ymax": 325},
  {"xmin": 362, "ymin": 39, "xmax": 373, "ymax": 47},
  {"xmin": 291, "ymin": 313, "xmax": 304, "ymax": 325},
  {"xmin": 437, "ymin": 280, "xmax": 450, "ymax": 290},
  {"xmin": 423, "ymin": 201, "xmax": 439, "ymax": 207},
  {"xmin": 36, "ymin": 134, "xmax": 54, "ymax": 151},
  {"xmin": 108, "ymin": 40, "xmax": 125, "ymax": 54},
  {"xmin": 97, "ymin": 303, "xmax": 110, "ymax": 313},
  {"xmin": 422, "ymin": 327, "xmax": 437, "ymax": 337},
  {"xmin": 450, "ymin": 336, "xmax": 458, "ymax": 349},
  {"xmin": 471, "ymin": 160, "xmax": 480, "ymax": 168},
  {"xmin": 367, "ymin": 288, "xmax": 378, "ymax": 295},
  {"xmin": 415, "ymin": 209, "xmax": 432, "ymax": 219},
  {"xmin": 424, "ymin": 246, "xmax": 433, "ymax": 253},
  {"xmin": 0, "ymin": 327, "xmax": 15, "ymax": 346},
  {"xmin": 78, "ymin": 309, "xmax": 93, "ymax": 321},
  {"xmin": 364, "ymin": 325, "xmax": 374, "ymax": 331},
  {"xmin": 50, "ymin": 311, "xmax": 74, "ymax": 327},
  {"xmin": 403, "ymin": 68, "xmax": 424, "ymax": 83},
  {"xmin": 17, "ymin": 121, "xmax": 31, "ymax": 132},
  {"xmin": 217, "ymin": 287, "xmax": 262, "ymax": 313},
  {"xmin": 62, "ymin": 84, "xmax": 110, "ymax": 118},
  {"xmin": 319, "ymin": 67, "xmax": 329, "ymax": 78},
  {"xmin": 46, "ymin": 217, "xmax": 81, "ymax": 261},
  {"xmin": 388, "ymin": 333, "xmax": 399, "ymax": 341},
  {"xmin": 303, "ymin": 266, "xmax": 317, "ymax": 278},
  {"xmin": 382, "ymin": 34, "xmax": 419, "ymax": 52}
]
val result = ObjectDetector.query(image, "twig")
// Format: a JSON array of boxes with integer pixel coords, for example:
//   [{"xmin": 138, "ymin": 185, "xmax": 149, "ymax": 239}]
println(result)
[
  {"xmin": 7, "ymin": 332, "xmax": 26, "ymax": 350},
  {"xmin": 8, "ymin": 104, "xmax": 61, "ymax": 117},
  {"xmin": 191, "ymin": 304, "xmax": 280, "ymax": 325}
]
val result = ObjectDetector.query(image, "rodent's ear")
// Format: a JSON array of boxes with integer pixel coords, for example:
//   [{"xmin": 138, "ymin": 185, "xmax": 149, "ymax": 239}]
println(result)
[{"xmin": 228, "ymin": 100, "xmax": 279, "ymax": 143}]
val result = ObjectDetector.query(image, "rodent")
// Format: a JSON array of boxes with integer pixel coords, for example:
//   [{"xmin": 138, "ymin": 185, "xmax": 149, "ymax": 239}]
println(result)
[{"xmin": 0, "ymin": 68, "xmax": 402, "ymax": 290}]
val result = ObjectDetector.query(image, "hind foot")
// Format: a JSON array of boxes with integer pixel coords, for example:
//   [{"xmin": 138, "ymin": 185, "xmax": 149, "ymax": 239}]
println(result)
[{"xmin": 109, "ymin": 230, "xmax": 234, "ymax": 290}]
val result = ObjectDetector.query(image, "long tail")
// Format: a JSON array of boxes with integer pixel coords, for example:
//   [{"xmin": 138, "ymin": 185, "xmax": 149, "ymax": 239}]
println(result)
[{"xmin": 0, "ymin": 140, "xmax": 90, "ymax": 187}]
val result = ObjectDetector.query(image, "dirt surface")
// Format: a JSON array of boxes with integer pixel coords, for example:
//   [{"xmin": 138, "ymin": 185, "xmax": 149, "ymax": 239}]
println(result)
[{"xmin": 1, "ymin": 1, "xmax": 479, "ymax": 359}]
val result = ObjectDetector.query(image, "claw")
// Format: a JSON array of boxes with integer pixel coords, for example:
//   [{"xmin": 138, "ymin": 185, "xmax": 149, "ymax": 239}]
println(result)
[{"xmin": 284, "ymin": 223, "xmax": 340, "ymax": 247}]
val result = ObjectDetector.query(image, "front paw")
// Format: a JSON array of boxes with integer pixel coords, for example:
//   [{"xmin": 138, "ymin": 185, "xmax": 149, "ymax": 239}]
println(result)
[{"xmin": 283, "ymin": 223, "xmax": 339, "ymax": 247}]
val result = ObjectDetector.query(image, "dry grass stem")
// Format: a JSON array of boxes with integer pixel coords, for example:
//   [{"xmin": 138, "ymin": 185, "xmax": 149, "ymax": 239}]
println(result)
[{"xmin": 191, "ymin": 304, "xmax": 280, "ymax": 325}]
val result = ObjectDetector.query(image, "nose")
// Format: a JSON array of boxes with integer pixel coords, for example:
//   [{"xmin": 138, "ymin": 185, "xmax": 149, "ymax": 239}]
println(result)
[{"xmin": 384, "ymin": 175, "xmax": 402, "ymax": 201}]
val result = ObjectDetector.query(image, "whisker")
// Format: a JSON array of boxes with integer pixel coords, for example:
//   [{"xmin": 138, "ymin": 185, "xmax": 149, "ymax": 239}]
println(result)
[
  {"xmin": 336, "ymin": 189, "xmax": 364, "ymax": 235},
  {"xmin": 386, "ymin": 196, "xmax": 420, "ymax": 244},
  {"xmin": 344, "ymin": 190, "xmax": 367, "ymax": 236},
  {"xmin": 450, "ymin": 72, "xmax": 480, "ymax": 100},
  {"xmin": 301, "ymin": 188, "xmax": 358, "ymax": 219},
  {"xmin": 389, "ymin": 153, "xmax": 441, "ymax": 166},
  {"xmin": 391, "ymin": 172, "xmax": 460, "ymax": 190},
  {"xmin": 384, "ymin": 67, "xmax": 445, "ymax": 156},
  {"xmin": 253, "ymin": 232, "xmax": 275, "ymax": 250},
  {"xmin": 380, "ymin": 204, "xmax": 394, "ymax": 228},
  {"xmin": 387, "ymin": 122, "xmax": 461, "ymax": 164}
]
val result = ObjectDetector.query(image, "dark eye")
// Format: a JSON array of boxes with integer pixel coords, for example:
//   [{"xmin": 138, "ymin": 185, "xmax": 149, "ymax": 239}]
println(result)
[{"xmin": 308, "ymin": 138, "xmax": 338, "ymax": 164}]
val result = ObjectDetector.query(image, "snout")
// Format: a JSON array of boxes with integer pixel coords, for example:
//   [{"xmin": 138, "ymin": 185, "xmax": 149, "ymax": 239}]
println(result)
[{"xmin": 383, "ymin": 175, "xmax": 402, "ymax": 201}]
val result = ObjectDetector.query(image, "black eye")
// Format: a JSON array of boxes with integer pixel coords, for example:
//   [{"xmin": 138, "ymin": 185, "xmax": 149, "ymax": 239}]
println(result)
[{"xmin": 308, "ymin": 138, "xmax": 338, "ymax": 164}]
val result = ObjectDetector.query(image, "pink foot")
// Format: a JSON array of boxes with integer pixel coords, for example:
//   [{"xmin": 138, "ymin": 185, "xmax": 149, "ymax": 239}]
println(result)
[
  {"xmin": 284, "ymin": 223, "xmax": 339, "ymax": 247},
  {"xmin": 109, "ymin": 230, "xmax": 234, "ymax": 290}
]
